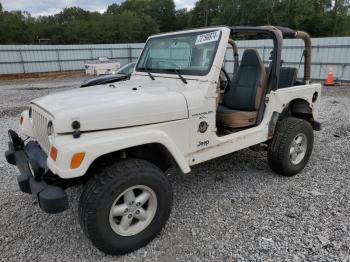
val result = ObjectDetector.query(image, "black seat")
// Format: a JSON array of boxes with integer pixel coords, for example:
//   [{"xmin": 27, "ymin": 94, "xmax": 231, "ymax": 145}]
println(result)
[
  {"xmin": 217, "ymin": 49, "xmax": 267, "ymax": 128},
  {"xmin": 264, "ymin": 67, "xmax": 298, "ymax": 88},
  {"xmin": 279, "ymin": 67, "xmax": 298, "ymax": 88}
]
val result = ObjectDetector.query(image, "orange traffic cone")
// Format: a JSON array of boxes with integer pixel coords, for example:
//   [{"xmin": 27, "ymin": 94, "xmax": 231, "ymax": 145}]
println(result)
[{"xmin": 325, "ymin": 66, "xmax": 335, "ymax": 86}]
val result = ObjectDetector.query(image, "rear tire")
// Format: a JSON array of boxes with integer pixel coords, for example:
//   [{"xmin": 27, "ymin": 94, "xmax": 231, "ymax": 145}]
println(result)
[
  {"xmin": 268, "ymin": 117, "xmax": 314, "ymax": 176},
  {"xmin": 79, "ymin": 158, "xmax": 173, "ymax": 255}
]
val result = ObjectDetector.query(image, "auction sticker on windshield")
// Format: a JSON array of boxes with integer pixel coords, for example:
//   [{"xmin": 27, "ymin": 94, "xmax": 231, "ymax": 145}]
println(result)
[{"xmin": 195, "ymin": 31, "xmax": 220, "ymax": 45}]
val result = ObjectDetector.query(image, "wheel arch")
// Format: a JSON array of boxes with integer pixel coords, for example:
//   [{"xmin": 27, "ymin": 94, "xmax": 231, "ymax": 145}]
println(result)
[
  {"xmin": 49, "ymin": 128, "xmax": 191, "ymax": 179},
  {"xmin": 86, "ymin": 142, "xmax": 186, "ymax": 177},
  {"xmin": 283, "ymin": 98, "xmax": 321, "ymax": 130},
  {"xmin": 268, "ymin": 98, "xmax": 320, "ymax": 138},
  {"xmin": 282, "ymin": 98, "xmax": 314, "ymax": 120}
]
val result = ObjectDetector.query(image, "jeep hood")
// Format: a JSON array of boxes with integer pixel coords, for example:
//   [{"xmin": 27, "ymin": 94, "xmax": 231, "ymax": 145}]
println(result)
[{"xmin": 31, "ymin": 81, "xmax": 189, "ymax": 133}]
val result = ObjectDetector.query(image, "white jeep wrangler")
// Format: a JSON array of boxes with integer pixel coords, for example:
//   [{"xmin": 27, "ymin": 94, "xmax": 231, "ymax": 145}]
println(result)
[{"xmin": 5, "ymin": 26, "xmax": 321, "ymax": 254}]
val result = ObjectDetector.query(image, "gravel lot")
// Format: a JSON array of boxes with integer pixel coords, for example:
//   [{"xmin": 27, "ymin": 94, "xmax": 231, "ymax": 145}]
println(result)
[{"xmin": 0, "ymin": 77, "xmax": 349, "ymax": 261}]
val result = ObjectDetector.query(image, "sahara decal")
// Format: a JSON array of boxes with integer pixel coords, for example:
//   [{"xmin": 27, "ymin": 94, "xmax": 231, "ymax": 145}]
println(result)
[{"xmin": 191, "ymin": 111, "xmax": 213, "ymax": 118}]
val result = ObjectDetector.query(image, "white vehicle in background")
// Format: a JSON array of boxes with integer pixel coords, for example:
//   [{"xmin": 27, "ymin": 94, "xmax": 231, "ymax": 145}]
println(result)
[
  {"xmin": 81, "ymin": 62, "xmax": 136, "ymax": 87},
  {"xmin": 84, "ymin": 56, "xmax": 120, "ymax": 75},
  {"xmin": 5, "ymin": 26, "xmax": 321, "ymax": 255}
]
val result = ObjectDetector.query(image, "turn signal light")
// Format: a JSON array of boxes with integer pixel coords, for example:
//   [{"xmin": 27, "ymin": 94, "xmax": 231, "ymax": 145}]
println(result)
[
  {"xmin": 50, "ymin": 146, "xmax": 58, "ymax": 161},
  {"xmin": 20, "ymin": 115, "xmax": 24, "ymax": 125},
  {"xmin": 71, "ymin": 152, "xmax": 85, "ymax": 169}
]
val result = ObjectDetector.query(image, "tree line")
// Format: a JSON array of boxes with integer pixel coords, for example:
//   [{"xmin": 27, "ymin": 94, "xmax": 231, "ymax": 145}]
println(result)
[{"xmin": 0, "ymin": 0, "xmax": 349, "ymax": 44}]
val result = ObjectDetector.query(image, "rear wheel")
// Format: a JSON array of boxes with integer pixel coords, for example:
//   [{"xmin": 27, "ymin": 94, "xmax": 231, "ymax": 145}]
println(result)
[
  {"xmin": 79, "ymin": 158, "xmax": 173, "ymax": 255},
  {"xmin": 268, "ymin": 117, "xmax": 314, "ymax": 176}
]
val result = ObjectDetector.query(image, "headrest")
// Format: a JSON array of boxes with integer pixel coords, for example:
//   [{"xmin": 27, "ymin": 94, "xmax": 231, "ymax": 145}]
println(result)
[{"xmin": 240, "ymin": 49, "xmax": 263, "ymax": 67}]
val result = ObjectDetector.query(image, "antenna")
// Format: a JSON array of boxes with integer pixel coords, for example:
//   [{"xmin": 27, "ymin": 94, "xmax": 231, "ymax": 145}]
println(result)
[{"xmin": 204, "ymin": 0, "xmax": 209, "ymax": 26}]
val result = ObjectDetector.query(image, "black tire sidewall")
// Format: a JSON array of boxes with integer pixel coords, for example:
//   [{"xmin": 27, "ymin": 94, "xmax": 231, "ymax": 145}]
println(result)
[
  {"xmin": 82, "ymin": 160, "xmax": 172, "ymax": 254},
  {"xmin": 281, "ymin": 121, "xmax": 314, "ymax": 175}
]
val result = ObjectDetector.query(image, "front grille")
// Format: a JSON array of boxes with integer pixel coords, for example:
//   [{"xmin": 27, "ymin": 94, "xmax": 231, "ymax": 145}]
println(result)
[{"xmin": 31, "ymin": 106, "xmax": 51, "ymax": 154}]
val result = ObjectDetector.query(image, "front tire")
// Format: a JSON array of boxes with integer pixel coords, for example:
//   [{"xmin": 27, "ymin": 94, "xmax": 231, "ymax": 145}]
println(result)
[
  {"xmin": 79, "ymin": 158, "xmax": 173, "ymax": 255},
  {"xmin": 268, "ymin": 117, "xmax": 314, "ymax": 176}
]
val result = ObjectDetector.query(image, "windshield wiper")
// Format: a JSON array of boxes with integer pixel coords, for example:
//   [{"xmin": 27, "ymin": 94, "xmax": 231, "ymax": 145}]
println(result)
[
  {"xmin": 142, "ymin": 67, "xmax": 155, "ymax": 80},
  {"xmin": 172, "ymin": 69, "xmax": 187, "ymax": 84}
]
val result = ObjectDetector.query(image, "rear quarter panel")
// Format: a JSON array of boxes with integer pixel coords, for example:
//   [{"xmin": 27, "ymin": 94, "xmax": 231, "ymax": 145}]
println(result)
[{"xmin": 268, "ymin": 83, "xmax": 322, "ymax": 120}]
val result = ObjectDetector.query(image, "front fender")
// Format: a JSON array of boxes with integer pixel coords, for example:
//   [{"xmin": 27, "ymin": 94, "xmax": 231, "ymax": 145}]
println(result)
[{"xmin": 47, "ymin": 127, "xmax": 190, "ymax": 179}]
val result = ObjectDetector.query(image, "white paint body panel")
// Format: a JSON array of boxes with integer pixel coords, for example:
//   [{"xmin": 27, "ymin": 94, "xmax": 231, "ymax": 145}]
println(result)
[
  {"xmin": 31, "ymin": 80, "xmax": 189, "ymax": 133},
  {"xmin": 18, "ymin": 26, "xmax": 322, "ymax": 179},
  {"xmin": 19, "ymin": 110, "xmax": 36, "ymax": 138}
]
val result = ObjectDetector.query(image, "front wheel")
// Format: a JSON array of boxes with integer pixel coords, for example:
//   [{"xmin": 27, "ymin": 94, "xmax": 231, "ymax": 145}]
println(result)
[
  {"xmin": 268, "ymin": 117, "xmax": 314, "ymax": 176},
  {"xmin": 79, "ymin": 158, "xmax": 173, "ymax": 255}
]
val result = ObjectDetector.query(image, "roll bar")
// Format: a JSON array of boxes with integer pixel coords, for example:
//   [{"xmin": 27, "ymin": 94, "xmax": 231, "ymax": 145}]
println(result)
[
  {"xmin": 230, "ymin": 26, "xmax": 283, "ymax": 91},
  {"xmin": 275, "ymin": 27, "xmax": 311, "ymax": 83},
  {"xmin": 229, "ymin": 26, "xmax": 312, "ymax": 89},
  {"xmin": 295, "ymin": 31, "xmax": 311, "ymax": 83},
  {"xmin": 228, "ymin": 39, "xmax": 239, "ymax": 73}
]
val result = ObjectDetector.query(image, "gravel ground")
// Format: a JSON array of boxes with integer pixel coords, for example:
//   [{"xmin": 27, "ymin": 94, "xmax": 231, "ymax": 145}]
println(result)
[{"xmin": 0, "ymin": 77, "xmax": 349, "ymax": 261}]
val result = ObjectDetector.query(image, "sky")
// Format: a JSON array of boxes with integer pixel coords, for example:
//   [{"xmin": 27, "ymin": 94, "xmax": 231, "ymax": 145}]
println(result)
[{"xmin": 1, "ymin": 0, "xmax": 197, "ymax": 17}]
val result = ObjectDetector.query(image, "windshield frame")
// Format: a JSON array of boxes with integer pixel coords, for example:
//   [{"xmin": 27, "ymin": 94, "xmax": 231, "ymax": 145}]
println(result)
[{"xmin": 135, "ymin": 29, "xmax": 222, "ymax": 77}]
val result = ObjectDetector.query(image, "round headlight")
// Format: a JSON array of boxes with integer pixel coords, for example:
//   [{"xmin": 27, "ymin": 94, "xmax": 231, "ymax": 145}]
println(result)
[{"xmin": 47, "ymin": 121, "xmax": 55, "ymax": 144}]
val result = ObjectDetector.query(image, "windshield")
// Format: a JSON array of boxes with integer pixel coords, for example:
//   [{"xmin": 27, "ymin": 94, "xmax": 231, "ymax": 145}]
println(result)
[{"xmin": 136, "ymin": 30, "xmax": 221, "ymax": 76}]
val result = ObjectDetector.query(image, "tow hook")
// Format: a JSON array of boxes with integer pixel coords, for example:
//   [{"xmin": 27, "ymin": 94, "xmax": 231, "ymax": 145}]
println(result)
[
  {"xmin": 5, "ymin": 129, "xmax": 24, "ymax": 165},
  {"xmin": 8, "ymin": 129, "xmax": 24, "ymax": 150}
]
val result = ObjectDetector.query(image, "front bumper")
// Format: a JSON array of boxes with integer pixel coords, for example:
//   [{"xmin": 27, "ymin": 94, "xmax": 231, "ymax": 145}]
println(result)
[{"xmin": 5, "ymin": 130, "xmax": 68, "ymax": 214}]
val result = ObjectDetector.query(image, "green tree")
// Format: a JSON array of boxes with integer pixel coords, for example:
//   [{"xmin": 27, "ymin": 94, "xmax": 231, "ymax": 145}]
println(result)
[
  {"xmin": 115, "ymin": 0, "xmax": 176, "ymax": 31},
  {"xmin": 189, "ymin": 0, "xmax": 350, "ymax": 36},
  {"xmin": 326, "ymin": 0, "xmax": 350, "ymax": 36},
  {"xmin": 191, "ymin": 0, "xmax": 222, "ymax": 27},
  {"xmin": 101, "ymin": 11, "xmax": 159, "ymax": 43},
  {"xmin": 175, "ymin": 8, "xmax": 192, "ymax": 29},
  {"xmin": 106, "ymin": 3, "xmax": 120, "ymax": 14},
  {"xmin": 0, "ymin": 0, "xmax": 349, "ymax": 44},
  {"xmin": 56, "ymin": 7, "xmax": 89, "ymax": 23},
  {"xmin": 271, "ymin": 0, "xmax": 350, "ymax": 36},
  {"xmin": 149, "ymin": 0, "xmax": 176, "ymax": 31},
  {"xmin": 0, "ymin": 11, "xmax": 34, "ymax": 44}
]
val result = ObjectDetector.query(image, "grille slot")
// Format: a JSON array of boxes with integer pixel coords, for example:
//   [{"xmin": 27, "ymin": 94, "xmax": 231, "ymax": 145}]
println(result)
[{"xmin": 31, "ymin": 106, "xmax": 51, "ymax": 153}]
